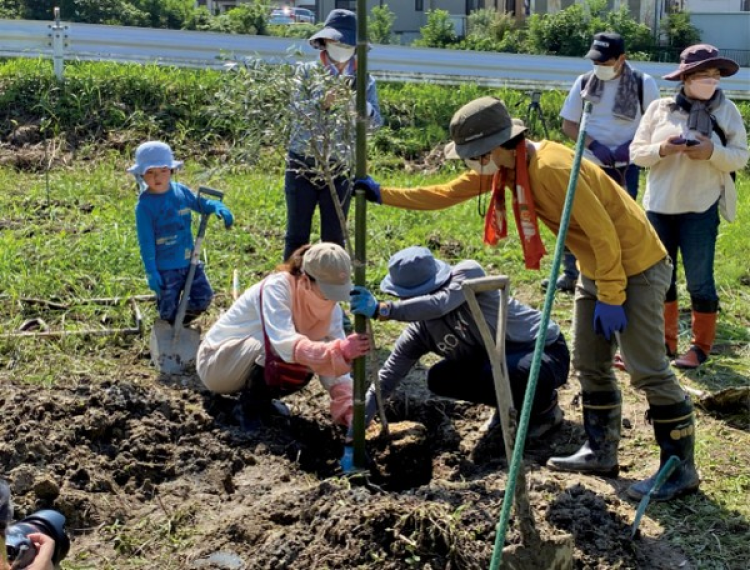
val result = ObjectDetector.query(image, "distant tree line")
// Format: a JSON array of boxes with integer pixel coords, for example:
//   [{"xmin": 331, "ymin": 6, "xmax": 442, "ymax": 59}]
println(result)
[
  {"xmin": 416, "ymin": 1, "xmax": 701, "ymax": 61},
  {"xmin": 0, "ymin": 0, "xmax": 700, "ymax": 60},
  {"xmin": 0, "ymin": 0, "xmax": 273, "ymax": 34}
]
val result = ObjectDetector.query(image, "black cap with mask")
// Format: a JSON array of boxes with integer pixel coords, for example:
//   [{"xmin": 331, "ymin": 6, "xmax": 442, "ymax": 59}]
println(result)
[{"xmin": 586, "ymin": 32, "xmax": 625, "ymax": 62}]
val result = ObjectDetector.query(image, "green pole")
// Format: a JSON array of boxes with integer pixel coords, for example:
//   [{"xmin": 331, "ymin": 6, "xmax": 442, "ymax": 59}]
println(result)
[
  {"xmin": 488, "ymin": 102, "xmax": 593, "ymax": 569},
  {"xmin": 352, "ymin": 0, "xmax": 369, "ymax": 469}
]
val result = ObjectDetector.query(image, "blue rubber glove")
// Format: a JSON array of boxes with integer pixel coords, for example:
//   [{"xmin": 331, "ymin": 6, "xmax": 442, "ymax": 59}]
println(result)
[
  {"xmin": 593, "ymin": 301, "xmax": 628, "ymax": 341},
  {"xmin": 588, "ymin": 140, "xmax": 615, "ymax": 167},
  {"xmin": 340, "ymin": 445, "xmax": 354, "ymax": 474},
  {"xmin": 353, "ymin": 176, "xmax": 382, "ymax": 205},
  {"xmin": 204, "ymin": 200, "xmax": 234, "ymax": 229},
  {"xmin": 350, "ymin": 285, "xmax": 379, "ymax": 318},
  {"xmin": 146, "ymin": 272, "xmax": 163, "ymax": 296},
  {"xmin": 612, "ymin": 141, "xmax": 631, "ymax": 164}
]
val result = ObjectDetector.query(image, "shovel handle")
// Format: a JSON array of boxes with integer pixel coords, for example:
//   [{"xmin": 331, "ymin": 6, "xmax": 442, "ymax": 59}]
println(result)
[
  {"xmin": 631, "ymin": 455, "xmax": 681, "ymax": 539},
  {"xmin": 172, "ymin": 186, "xmax": 224, "ymax": 332},
  {"xmin": 198, "ymin": 185, "xmax": 225, "ymax": 201}
]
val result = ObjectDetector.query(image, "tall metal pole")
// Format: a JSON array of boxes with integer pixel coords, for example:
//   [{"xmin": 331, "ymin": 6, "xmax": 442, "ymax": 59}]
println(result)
[
  {"xmin": 352, "ymin": 0, "xmax": 370, "ymax": 469},
  {"xmin": 50, "ymin": 7, "xmax": 67, "ymax": 81}
]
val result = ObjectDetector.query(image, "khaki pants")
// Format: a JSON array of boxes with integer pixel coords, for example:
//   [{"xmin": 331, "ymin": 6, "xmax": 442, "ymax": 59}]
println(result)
[
  {"xmin": 196, "ymin": 337, "xmax": 263, "ymax": 394},
  {"xmin": 572, "ymin": 258, "xmax": 685, "ymax": 406}
]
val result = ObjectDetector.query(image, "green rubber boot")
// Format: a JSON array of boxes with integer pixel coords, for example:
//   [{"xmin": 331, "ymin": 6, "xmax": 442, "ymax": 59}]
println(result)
[
  {"xmin": 626, "ymin": 398, "xmax": 700, "ymax": 502},
  {"xmin": 547, "ymin": 391, "xmax": 621, "ymax": 476}
]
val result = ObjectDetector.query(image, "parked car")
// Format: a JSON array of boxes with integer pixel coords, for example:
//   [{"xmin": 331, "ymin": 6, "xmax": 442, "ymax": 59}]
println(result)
[
  {"xmin": 269, "ymin": 7, "xmax": 315, "ymax": 25},
  {"xmin": 269, "ymin": 9, "xmax": 294, "ymax": 25},
  {"xmin": 289, "ymin": 7, "xmax": 315, "ymax": 23}
]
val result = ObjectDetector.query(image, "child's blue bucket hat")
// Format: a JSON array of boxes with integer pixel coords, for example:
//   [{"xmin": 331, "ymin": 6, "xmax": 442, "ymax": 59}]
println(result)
[{"xmin": 128, "ymin": 141, "xmax": 183, "ymax": 176}]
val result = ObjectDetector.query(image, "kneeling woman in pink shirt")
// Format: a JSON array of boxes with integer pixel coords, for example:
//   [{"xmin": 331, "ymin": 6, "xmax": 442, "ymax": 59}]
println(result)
[{"xmin": 196, "ymin": 242, "xmax": 369, "ymax": 432}]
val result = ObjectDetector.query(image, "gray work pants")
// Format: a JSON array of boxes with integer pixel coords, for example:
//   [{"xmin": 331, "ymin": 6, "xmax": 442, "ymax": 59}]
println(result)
[{"xmin": 572, "ymin": 258, "xmax": 685, "ymax": 406}]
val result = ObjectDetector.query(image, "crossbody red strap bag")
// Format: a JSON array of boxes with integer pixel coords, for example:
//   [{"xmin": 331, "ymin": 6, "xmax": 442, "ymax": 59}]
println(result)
[{"xmin": 259, "ymin": 280, "xmax": 314, "ymax": 391}]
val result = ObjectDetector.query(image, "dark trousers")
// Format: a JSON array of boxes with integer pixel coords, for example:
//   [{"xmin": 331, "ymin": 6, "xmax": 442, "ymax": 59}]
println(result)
[
  {"xmin": 563, "ymin": 164, "xmax": 640, "ymax": 280},
  {"xmin": 603, "ymin": 163, "xmax": 640, "ymax": 201},
  {"xmin": 426, "ymin": 334, "xmax": 570, "ymax": 417},
  {"xmin": 646, "ymin": 201, "xmax": 720, "ymax": 309},
  {"xmin": 157, "ymin": 263, "xmax": 213, "ymax": 322},
  {"xmin": 283, "ymin": 152, "xmax": 351, "ymax": 261}
]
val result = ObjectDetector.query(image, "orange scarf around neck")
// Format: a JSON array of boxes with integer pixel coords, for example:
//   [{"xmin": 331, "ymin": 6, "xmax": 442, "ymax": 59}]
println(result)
[
  {"xmin": 483, "ymin": 142, "xmax": 546, "ymax": 270},
  {"xmin": 289, "ymin": 273, "xmax": 336, "ymax": 341}
]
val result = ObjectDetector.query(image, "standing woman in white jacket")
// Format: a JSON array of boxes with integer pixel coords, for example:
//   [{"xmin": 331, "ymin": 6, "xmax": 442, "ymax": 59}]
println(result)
[{"xmin": 631, "ymin": 44, "xmax": 748, "ymax": 369}]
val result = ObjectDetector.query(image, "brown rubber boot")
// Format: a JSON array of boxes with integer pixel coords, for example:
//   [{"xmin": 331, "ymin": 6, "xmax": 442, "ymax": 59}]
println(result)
[
  {"xmin": 673, "ymin": 310, "xmax": 717, "ymax": 370},
  {"xmin": 664, "ymin": 301, "xmax": 679, "ymax": 358}
]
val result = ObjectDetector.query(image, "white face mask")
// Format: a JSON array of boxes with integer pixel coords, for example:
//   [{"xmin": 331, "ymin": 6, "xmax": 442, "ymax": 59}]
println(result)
[
  {"xmin": 688, "ymin": 78, "xmax": 719, "ymax": 101},
  {"xmin": 465, "ymin": 156, "xmax": 499, "ymax": 176},
  {"xmin": 326, "ymin": 43, "xmax": 355, "ymax": 63},
  {"xmin": 593, "ymin": 64, "xmax": 618, "ymax": 81}
]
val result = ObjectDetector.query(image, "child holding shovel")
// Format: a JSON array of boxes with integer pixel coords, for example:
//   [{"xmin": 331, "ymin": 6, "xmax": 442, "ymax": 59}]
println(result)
[
  {"xmin": 129, "ymin": 141, "xmax": 234, "ymax": 324},
  {"xmin": 355, "ymin": 97, "xmax": 698, "ymax": 502}
]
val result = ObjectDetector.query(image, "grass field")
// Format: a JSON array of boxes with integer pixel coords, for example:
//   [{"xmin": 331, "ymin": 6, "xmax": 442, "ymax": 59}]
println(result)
[{"xmin": 1, "ymin": 163, "xmax": 749, "ymax": 568}]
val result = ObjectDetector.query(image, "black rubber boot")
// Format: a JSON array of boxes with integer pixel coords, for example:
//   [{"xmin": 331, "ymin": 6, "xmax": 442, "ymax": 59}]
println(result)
[
  {"xmin": 547, "ymin": 391, "xmax": 621, "ymax": 476},
  {"xmin": 235, "ymin": 365, "xmax": 272, "ymax": 433},
  {"xmin": 626, "ymin": 398, "xmax": 700, "ymax": 501}
]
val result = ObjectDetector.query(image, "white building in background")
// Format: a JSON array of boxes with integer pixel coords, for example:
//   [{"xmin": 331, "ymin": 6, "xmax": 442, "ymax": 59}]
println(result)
[{"xmin": 682, "ymin": 0, "xmax": 750, "ymax": 10}]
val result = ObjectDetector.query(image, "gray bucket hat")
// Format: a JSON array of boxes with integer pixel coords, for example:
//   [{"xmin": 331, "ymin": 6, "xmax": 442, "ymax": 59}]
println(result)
[
  {"xmin": 444, "ymin": 96, "xmax": 527, "ymax": 160},
  {"xmin": 380, "ymin": 247, "xmax": 452, "ymax": 298},
  {"xmin": 309, "ymin": 9, "xmax": 356, "ymax": 50}
]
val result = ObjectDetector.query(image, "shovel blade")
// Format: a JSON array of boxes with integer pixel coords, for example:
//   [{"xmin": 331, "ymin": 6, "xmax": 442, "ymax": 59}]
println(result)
[
  {"xmin": 502, "ymin": 533, "xmax": 574, "ymax": 570},
  {"xmin": 150, "ymin": 319, "xmax": 201, "ymax": 374}
]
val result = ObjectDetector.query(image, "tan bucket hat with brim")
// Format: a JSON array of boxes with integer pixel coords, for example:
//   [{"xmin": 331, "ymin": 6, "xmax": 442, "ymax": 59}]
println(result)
[
  {"xmin": 663, "ymin": 44, "xmax": 740, "ymax": 81},
  {"xmin": 444, "ymin": 96, "xmax": 527, "ymax": 160}
]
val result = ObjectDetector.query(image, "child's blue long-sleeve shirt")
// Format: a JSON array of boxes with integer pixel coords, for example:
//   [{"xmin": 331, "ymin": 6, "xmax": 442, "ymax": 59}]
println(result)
[{"xmin": 135, "ymin": 182, "xmax": 210, "ymax": 274}]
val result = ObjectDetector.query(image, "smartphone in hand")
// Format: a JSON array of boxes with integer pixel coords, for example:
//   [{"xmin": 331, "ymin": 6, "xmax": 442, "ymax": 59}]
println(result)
[{"xmin": 685, "ymin": 139, "xmax": 700, "ymax": 147}]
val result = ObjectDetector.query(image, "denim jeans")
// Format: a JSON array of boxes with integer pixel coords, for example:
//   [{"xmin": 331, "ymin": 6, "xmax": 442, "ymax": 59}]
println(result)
[
  {"xmin": 157, "ymin": 263, "xmax": 213, "ymax": 323},
  {"xmin": 426, "ymin": 334, "xmax": 570, "ymax": 417},
  {"xmin": 563, "ymin": 164, "xmax": 640, "ymax": 281},
  {"xmin": 603, "ymin": 164, "xmax": 640, "ymax": 201},
  {"xmin": 283, "ymin": 152, "xmax": 351, "ymax": 261},
  {"xmin": 646, "ymin": 201, "xmax": 720, "ymax": 309}
]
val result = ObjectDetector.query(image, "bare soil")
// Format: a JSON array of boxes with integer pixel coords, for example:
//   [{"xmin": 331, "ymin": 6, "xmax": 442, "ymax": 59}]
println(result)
[{"xmin": 0, "ymin": 322, "xmax": 706, "ymax": 570}]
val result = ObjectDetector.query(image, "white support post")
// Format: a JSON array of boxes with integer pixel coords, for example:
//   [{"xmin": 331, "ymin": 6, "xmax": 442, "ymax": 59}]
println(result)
[{"xmin": 49, "ymin": 7, "xmax": 68, "ymax": 81}]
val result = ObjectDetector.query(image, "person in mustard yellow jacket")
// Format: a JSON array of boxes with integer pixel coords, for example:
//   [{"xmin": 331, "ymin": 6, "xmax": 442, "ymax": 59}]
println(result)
[{"xmin": 355, "ymin": 96, "xmax": 698, "ymax": 502}]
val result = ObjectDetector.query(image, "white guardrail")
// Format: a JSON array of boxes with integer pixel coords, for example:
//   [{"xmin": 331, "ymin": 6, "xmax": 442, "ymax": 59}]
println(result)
[{"xmin": 1, "ymin": 18, "xmax": 749, "ymax": 98}]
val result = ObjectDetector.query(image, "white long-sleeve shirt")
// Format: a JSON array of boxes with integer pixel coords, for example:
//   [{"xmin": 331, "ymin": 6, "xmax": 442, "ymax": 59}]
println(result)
[
  {"xmin": 201, "ymin": 272, "xmax": 349, "ymax": 389},
  {"xmin": 630, "ymin": 96, "xmax": 748, "ymax": 215}
]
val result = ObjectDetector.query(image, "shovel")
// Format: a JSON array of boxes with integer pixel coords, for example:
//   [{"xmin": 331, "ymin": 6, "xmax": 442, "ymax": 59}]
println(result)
[
  {"xmin": 630, "ymin": 455, "xmax": 680, "ymax": 539},
  {"xmin": 150, "ymin": 186, "xmax": 225, "ymax": 374},
  {"xmin": 463, "ymin": 276, "xmax": 574, "ymax": 569}
]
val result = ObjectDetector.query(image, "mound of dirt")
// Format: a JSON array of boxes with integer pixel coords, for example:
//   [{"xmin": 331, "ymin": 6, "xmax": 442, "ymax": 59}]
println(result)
[{"xmin": 0, "ymin": 360, "xmax": 698, "ymax": 570}]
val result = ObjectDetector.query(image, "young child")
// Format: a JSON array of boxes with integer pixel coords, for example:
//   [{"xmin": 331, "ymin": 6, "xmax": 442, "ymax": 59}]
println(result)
[{"xmin": 128, "ymin": 141, "xmax": 234, "ymax": 324}]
